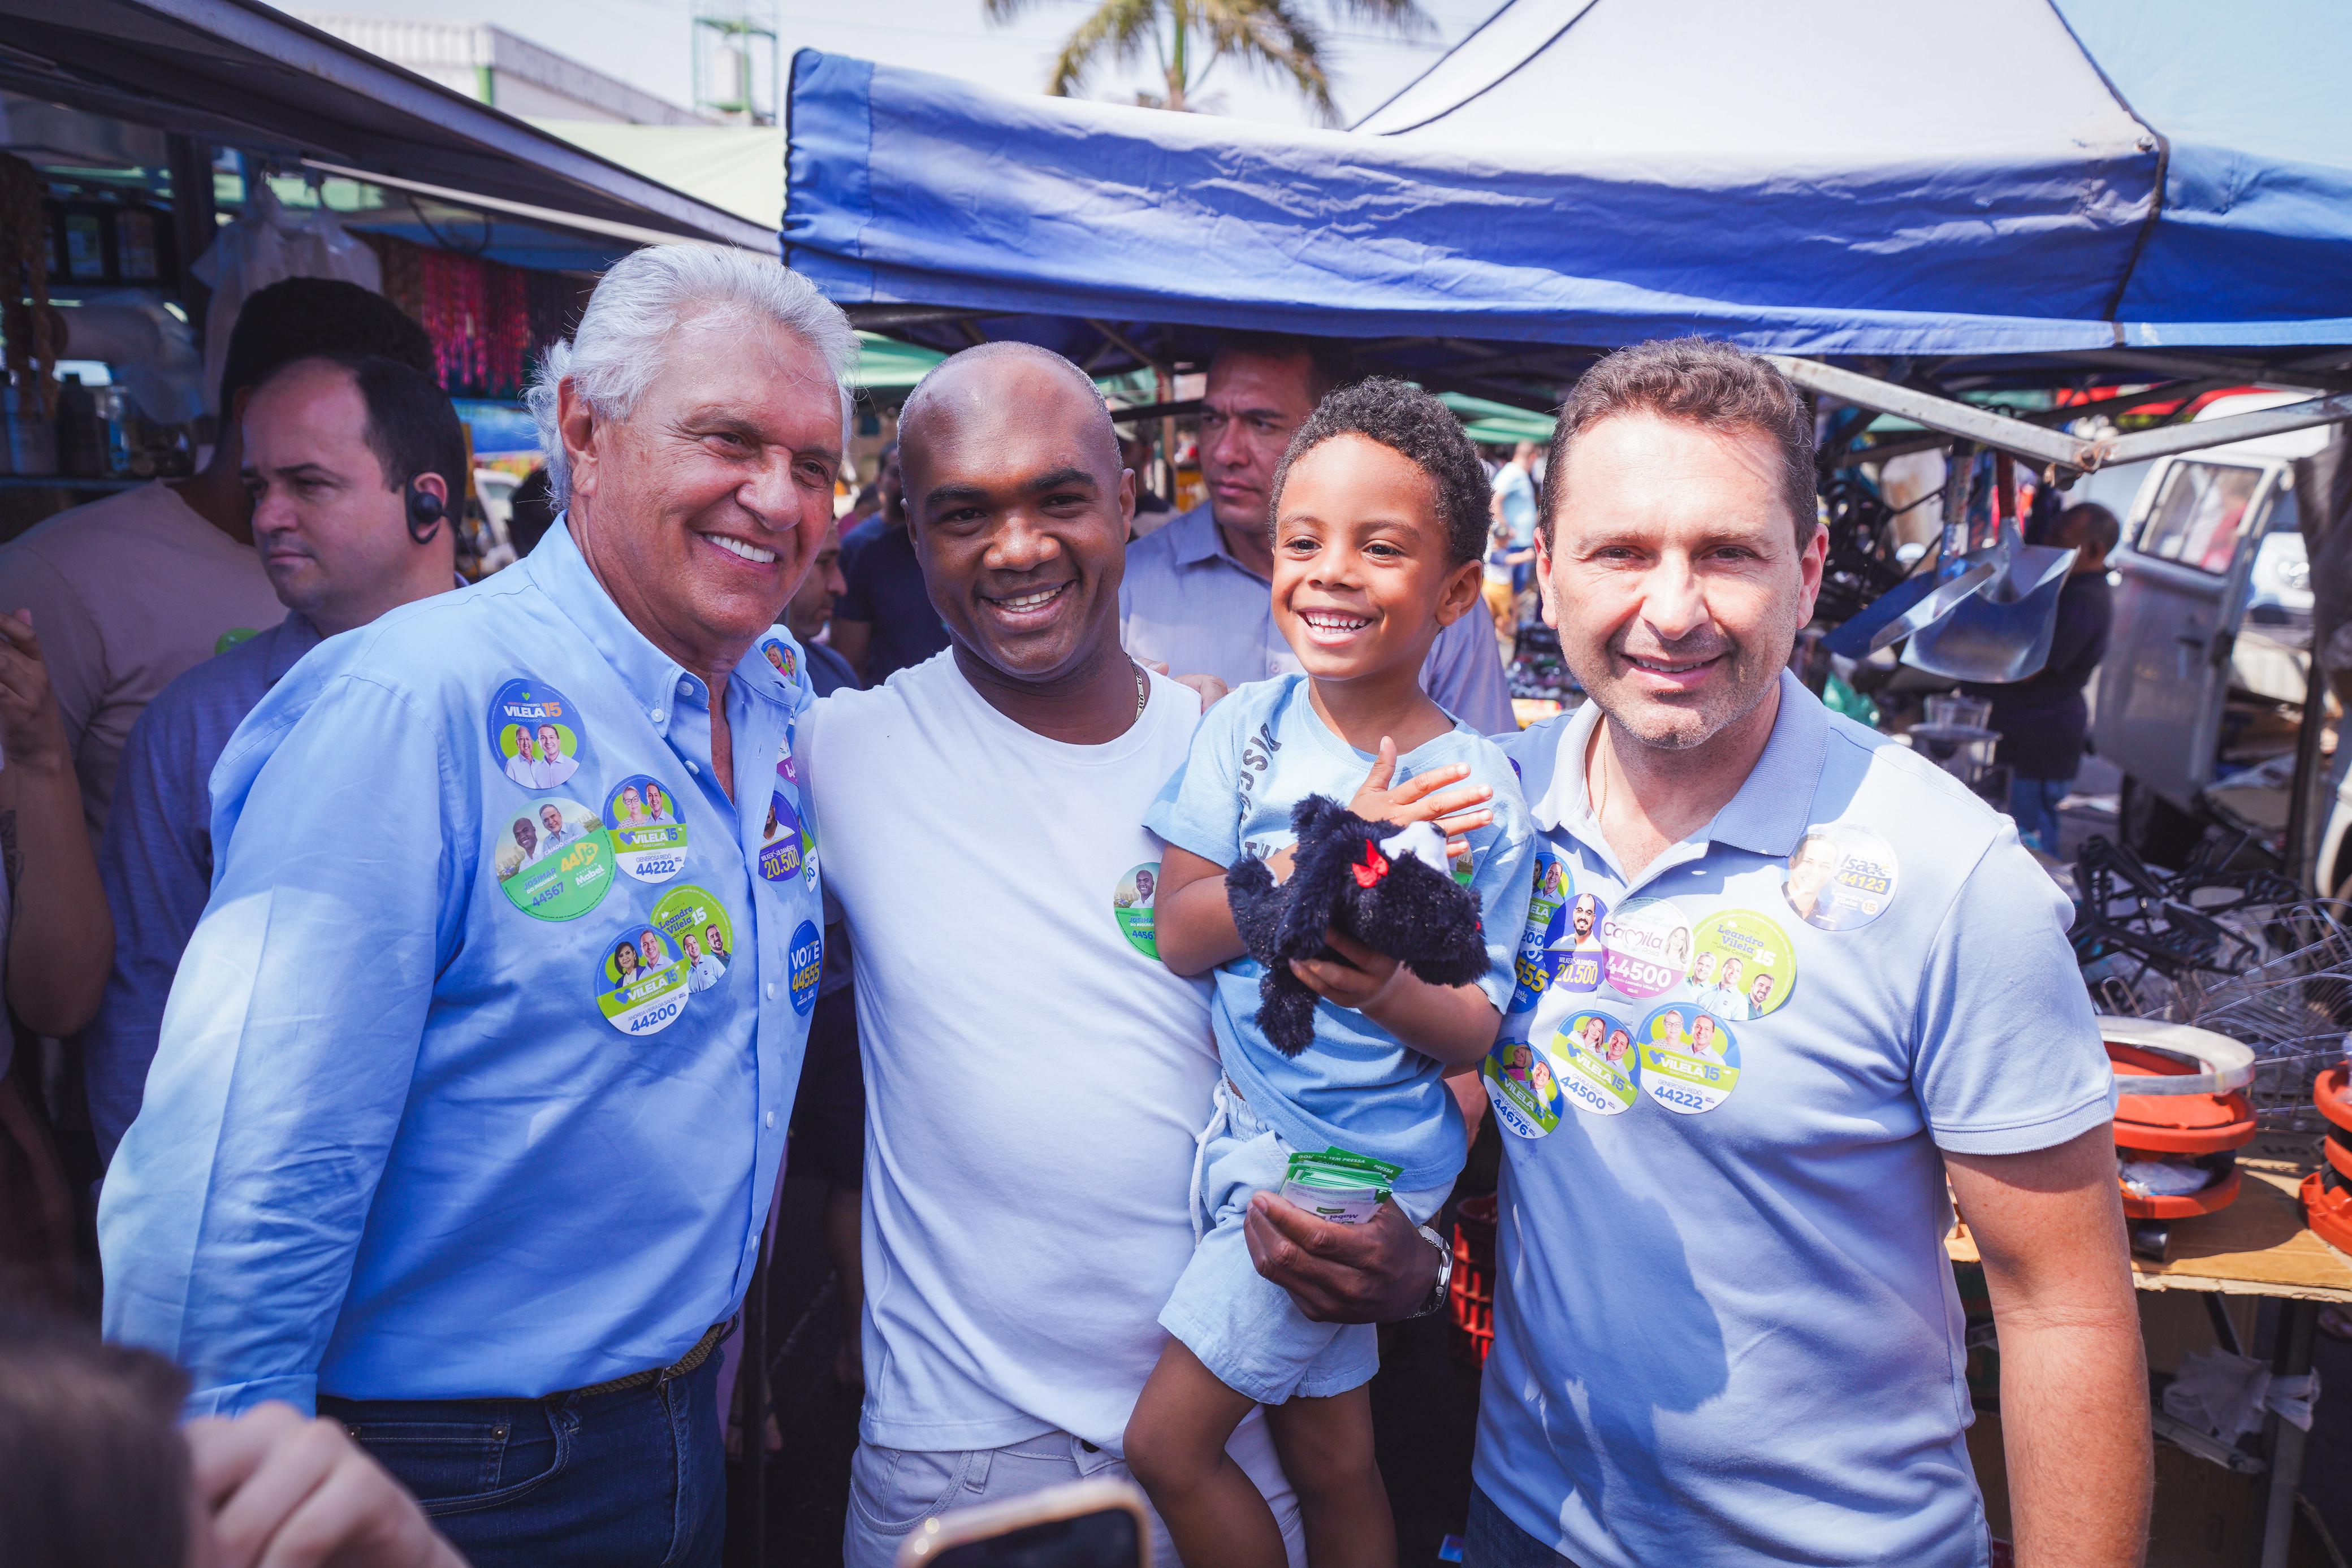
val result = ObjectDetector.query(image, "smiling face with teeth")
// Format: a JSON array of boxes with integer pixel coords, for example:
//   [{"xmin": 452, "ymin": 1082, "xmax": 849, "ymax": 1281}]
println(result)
[
  {"xmin": 898, "ymin": 348, "xmax": 1135, "ymax": 703},
  {"xmin": 561, "ymin": 314, "xmax": 841, "ymax": 682},
  {"xmin": 1539, "ymin": 412, "xmax": 1826, "ymax": 755}
]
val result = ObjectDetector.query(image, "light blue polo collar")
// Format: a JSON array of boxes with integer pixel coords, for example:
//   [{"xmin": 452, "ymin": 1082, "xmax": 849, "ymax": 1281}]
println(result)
[
  {"xmin": 527, "ymin": 514, "xmax": 797, "ymax": 733},
  {"xmin": 1529, "ymin": 670, "xmax": 1829, "ymax": 863}
]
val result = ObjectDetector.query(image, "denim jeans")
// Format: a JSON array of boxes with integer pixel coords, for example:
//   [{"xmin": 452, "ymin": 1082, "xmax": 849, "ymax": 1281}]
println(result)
[
  {"xmin": 1466, "ymin": 1486, "xmax": 1586, "ymax": 1567},
  {"xmin": 320, "ymin": 1352, "xmax": 723, "ymax": 1568},
  {"xmin": 2007, "ymin": 773, "xmax": 2073, "ymax": 856}
]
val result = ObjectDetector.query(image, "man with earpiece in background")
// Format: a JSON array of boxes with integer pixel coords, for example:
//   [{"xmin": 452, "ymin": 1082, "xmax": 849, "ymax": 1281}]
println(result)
[{"xmin": 85, "ymin": 353, "xmax": 464, "ymax": 1162}]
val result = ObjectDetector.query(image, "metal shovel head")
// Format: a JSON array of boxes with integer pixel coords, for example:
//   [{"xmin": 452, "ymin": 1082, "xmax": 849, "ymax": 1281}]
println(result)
[
  {"xmin": 1822, "ymin": 560, "xmax": 1996, "ymax": 659},
  {"xmin": 1903, "ymin": 543, "xmax": 2078, "ymax": 682}
]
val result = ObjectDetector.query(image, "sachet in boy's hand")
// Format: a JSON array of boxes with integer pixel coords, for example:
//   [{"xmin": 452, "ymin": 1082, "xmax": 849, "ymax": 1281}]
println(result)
[{"xmin": 1227, "ymin": 794, "xmax": 1490, "ymax": 1056}]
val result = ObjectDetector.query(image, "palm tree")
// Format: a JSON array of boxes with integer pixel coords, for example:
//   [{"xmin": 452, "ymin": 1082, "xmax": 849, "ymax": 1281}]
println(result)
[{"xmin": 983, "ymin": 0, "xmax": 1432, "ymax": 125}]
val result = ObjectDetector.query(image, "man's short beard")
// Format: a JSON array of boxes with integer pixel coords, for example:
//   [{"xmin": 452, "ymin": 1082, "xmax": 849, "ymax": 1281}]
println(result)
[{"xmin": 1572, "ymin": 631, "xmax": 1788, "ymax": 755}]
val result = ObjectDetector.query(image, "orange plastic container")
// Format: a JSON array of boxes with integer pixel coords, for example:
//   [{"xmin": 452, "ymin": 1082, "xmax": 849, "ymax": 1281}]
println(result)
[
  {"xmin": 2316, "ymin": 1065, "xmax": 2352, "ymax": 1133},
  {"xmin": 2109, "ymin": 1041, "xmax": 2255, "ymax": 1222},
  {"xmin": 1449, "ymin": 1192, "xmax": 1498, "ymax": 1368},
  {"xmin": 2303, "ymin": 1067, "xmax": 2352, "ymax": 1254}
]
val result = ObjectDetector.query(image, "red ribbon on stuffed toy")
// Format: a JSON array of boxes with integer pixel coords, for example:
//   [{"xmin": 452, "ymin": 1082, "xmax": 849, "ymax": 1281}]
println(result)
[{"xmin": 1351, "ymin": 838, "xmax": 1390, "ymax": 889}]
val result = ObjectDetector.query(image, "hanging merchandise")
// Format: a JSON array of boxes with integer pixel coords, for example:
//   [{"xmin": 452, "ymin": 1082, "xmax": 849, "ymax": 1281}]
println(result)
[
  {"xmin": 420, "ymin": 246, "xmax": 491, "ymax": 391},
  {"xmin": 191, "ymin": 179, "xmax": 385, "ymax": 415},
  {"xmin": 0, "ymin": 152, "xmax": 58, "ymax": 421}
]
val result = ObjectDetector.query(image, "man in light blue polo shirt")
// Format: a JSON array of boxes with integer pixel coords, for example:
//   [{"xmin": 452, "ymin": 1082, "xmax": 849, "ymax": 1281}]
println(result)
[
  {"xmin": 1472, "ymin": 340, "xmax": 2150, "ymax": 1568},
  {"xmin": 99, "ymin": 248, "xmax": 853, "ymax": 1568},
  {"xmin": 1119, "ymin": 335, "xmax": 1513, "ymax": 731}
]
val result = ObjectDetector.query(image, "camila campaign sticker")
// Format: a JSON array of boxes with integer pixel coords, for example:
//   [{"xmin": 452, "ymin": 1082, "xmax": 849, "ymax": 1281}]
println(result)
[
  {"xmin": 758, "ymin": 791, "xmax": 806, "ymax": 883},
  {"xmin": 493, "ymin": 798, "xmax": 613, "ymax": 921},
  {"xmin": 1483, "ymin": 1037, "xmax": 1563, "ymax": 1138},
  {"xmin": 759, "ymin": 635, "xmax": 799, "ymax": 688},
  {"xmin": 1550, "ymin": 890, "xmax": 1609, "ymax": 994},
  {"xmin": 603, "ymin": 775, "xmax": 689, "ymax": 884},
  {"xmin": 1784, "ymin": 823, "xmax": 1899, "ymax": 932},
  {"xmin": 1687, "ymin": 909, "xmax": 1796, "ymax": 1020},
  {"xmin": 1551, "ymin": 1008, "xmax": 1641, "ymax": 1117},
  {"xmin": 786, "ymin": 919, "xmax": 823, "ymax": 1016},
  {"xmin": 1114, "ymin": 863, "xmax": 1161, "ymax": 959},
  {"xmin": 651, "ymin": 886, "xmax": 736, "ymax": 996},
  {"xmin": 487, "ymin": 678, "xmax": 585, "ymax": 792},
  {"xmin": 1600, "ymin": 897, "xmax": 1692, "ymax": 1000},
  {"xmin": 1636, "ymin": 1003, "xmax": 1741, "ymax": 1115},
  {"xmin": 595, "ymin": 924, "xmax": 690, "ymax": 1037},
  {"xmin": 1508, "ymin": 852, "xmax": 1574, "ymax": 1012}
]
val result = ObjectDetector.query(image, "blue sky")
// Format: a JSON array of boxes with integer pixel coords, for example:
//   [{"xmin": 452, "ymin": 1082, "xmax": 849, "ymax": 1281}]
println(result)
[{"xmin": 302, "ymin": 0, "xmax": 1503, "ymax": 127}]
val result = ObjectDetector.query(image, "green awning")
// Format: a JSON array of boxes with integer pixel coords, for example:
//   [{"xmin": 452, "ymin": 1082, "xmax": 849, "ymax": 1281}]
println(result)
[
  {"xmin": 851, "ymin": 332, "xmax": 945, "ymax": 390},
  {"xmin": 1440, "ymin": 392, "xmax": 1555, "ymax": 446}
]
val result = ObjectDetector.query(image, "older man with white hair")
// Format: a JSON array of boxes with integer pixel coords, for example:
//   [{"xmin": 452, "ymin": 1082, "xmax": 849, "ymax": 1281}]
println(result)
[{"xmin": 100, "ymin": 246, "xmax": 850, "ymax": 1567}]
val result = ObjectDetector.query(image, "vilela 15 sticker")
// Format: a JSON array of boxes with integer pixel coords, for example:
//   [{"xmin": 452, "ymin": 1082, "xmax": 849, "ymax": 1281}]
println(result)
[
  {"xmin": 488, "ymin": 678, "xmax": 585, "ymax": 792},
  {"xmin": 652, "ymin": 885, "xmax": 736, "ymax": 995},
  {"xmin": 1599, "ymin": 897, "xmax": 1691, "ymax": 999},
  {"xmin": 1688, "ymin": 909, "xmax": 1796, "ymax": 1020},
  {"xmin": 596, "ymin": 924, "xmax": 690, "ymax": 1037},
  {"xmin": 1482, "ymin": 1038, "xmax": 1567, "ymax": 1138},
  {"xmin": 604, "ymin": 775, "xmax": 688, "ymax": 884},
  {"xmin": 1551, "ymin": 890, "xmax": 1609, "ymax": 993},
  {"xmin": 1508, "ymin": 852, "xmax": 1574, "ymax": 1011},
  {"xmin": 786, "ymin": 919, "xmax": 823, "ymax": 1016},
  {"xmin": 494, "ymin": 798, "xmax": 613, "ymax": 920},
  {"xmin": 1635, "ymin": 1004, "xmax": 1741, "ymax": 1115},
  {"xmin": 1114, "ymin": 863, "xmax": 1161, "ymax": 959},
  {"xmin": 1551, "ymin": 1008, "xmax": 1641, "ymax": 1116},
  {"xmin": 1784, "ymin": 824, "xmax": 1899, "ymax": 932},
  {"xmin": 759, "ymin": 635, "xmax": 798, "ymax": 688}
]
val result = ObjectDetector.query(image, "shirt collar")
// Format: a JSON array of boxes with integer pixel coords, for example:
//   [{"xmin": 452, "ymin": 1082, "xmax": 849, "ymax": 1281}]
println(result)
[
  {"xmin": 1530, "ymin": 670, "xmax": 1828, "ymax": 860},
  {"xmin": 1168, "ymin": 503, "xmax": 1262, "ymax": 579},
  {"xmin": 529, "ymin": 514, "xmax": 795, "ymax": 732}
]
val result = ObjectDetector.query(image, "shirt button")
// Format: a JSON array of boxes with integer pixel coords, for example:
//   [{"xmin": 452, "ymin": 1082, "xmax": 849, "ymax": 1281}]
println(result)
[
  {"xmin": 685, "ymin": 759, "xmax": 699, "ymax": 774},
  {"xmin": 765, "ymin": 982, "xmax": 777, "ymax": 999},
  {"xmin": 765, "ymin": 1111, "xmax": 778, "ymax": 1129},
  {"xmin": 649, "ymin": 708, "xmax": 665, "ymax": 724},
  {"xmin": 679, "ymin": 678, "xmax": 693, "ymax": 695}
]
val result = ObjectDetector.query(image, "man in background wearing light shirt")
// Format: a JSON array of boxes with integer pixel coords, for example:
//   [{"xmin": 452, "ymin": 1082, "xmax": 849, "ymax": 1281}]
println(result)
[
  {"xmin": 1119, "ymin": 335, "xmax": 1514, "ymax": 733},
  {"xmin": 0, "ymin": 279, "xmax": 433, "ymax": 837}
]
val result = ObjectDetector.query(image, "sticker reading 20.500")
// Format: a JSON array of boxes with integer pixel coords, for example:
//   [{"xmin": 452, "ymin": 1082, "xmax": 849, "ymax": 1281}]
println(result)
[
  {"xmin": 595, "ymin": 924, "xmax": 690, "ymax": 1037},
  {"xmin": 651, "ymin": 885, "xmax": 736, "ymax": 995},
  {"xmin": 1635, "ymin": 1003, "xmax": 1741, "ymax": 1115},
  {"xmin": 487, "ymin": 678, "xmax": 585, "ymax": 792},
  {"xmin": 604, "ymin": 775, "xmax": 689, "ymax": 884},
  {"xmin": 494, "ymin": 798, "xmax": 613, "ymax": 921}
]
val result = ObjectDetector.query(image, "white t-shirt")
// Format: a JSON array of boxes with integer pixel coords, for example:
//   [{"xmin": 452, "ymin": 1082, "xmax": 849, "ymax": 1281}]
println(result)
[
  {"xmin": 805, "ymin": 651, "xmax": 1225, "ymax": 1452},
  {"xmin": 0, "ymin": 483, "xmax": 284, "ymax": 837}
]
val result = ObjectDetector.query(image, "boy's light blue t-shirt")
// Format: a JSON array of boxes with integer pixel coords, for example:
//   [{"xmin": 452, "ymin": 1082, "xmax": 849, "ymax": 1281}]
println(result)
[{"xmin": 1145, "ymin": 673, "xmax": 1534, "ymax": 1189}]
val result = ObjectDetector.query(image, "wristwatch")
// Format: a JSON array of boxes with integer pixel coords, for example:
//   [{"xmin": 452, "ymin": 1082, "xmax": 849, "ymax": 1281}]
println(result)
[{"xmin": 1406, "ymin": 1223, "xmax": 1454, "ymax": 1319}]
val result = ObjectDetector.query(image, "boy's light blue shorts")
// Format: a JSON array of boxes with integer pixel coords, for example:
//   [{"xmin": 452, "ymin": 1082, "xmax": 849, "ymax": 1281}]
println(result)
[{"xmin": 1158, "ymin": 1079, "xmax": 1453, "ymax": 1407}]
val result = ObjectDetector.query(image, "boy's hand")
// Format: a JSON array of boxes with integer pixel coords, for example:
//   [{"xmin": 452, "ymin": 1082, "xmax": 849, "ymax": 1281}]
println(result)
[
  {"xmin": 1290, "ymin": 926, "xmax": 1404, "ymax": 1012},
  {"xmin": 1350, "ymin": 737, "xmax": 1492, "ymax": 856}
]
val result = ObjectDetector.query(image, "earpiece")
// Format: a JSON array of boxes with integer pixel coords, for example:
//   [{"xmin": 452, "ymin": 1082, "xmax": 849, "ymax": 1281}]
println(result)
[{"xmin": 406, "ymin": 479, "xmax": 446, "ymax": 545}]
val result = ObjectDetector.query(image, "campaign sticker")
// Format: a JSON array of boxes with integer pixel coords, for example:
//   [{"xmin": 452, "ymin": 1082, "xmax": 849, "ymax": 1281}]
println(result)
[
  {"xmin": 773, "ymin": 727, "xmax": 800, "ymax": 790},
  {"xmin": 493, "ymin": 798, "xmax": 613, "ymax": 921},
  {"xmin": 760, "ymin": 635, "xmax": 799, "ymax": 688},
  {"xmin": 1550, "ymin": 890, "xmax": 1610, "ymax": 994},
  {"xmin": 1600, "ymin": 897, "xmax": 1692, "ymax": 1000},
  {"xmin": 1507, "ymin": 852, "xmax": 1573, "ymax": 1012},
  {"xmin": 1784, "ymin": 824, "xmax": 1899, "ymax": 932},
  {"xmin": 1636, "ymin": 1004, "xmax": 1741, "ymax": 1116},
  {"xmin": 786, "ymin": 918, "xmax": 823, "ymax": 1016},
  {"xmin": 651, "ymin": 885, "xmax": 736, "ymax": 996},
  {"xmin": 757, "ymin": 791, "xmax": 805, "ymax": 883},
  {"xmin": 1552, "ymin": 1008, "xmax": 1641, "ymax": 1117},
  {"xmin": 1687, "ymin": 909, "xmax": 1796, "ymax": 1020},
  {"xmin": 1482, "ymin": 1038, "xmax": 1567, "ymax": 1138},
  {"xmin": 603, "ymin": 775, "xmax": 689, "ymax": 884},
  {"xmin": 487, "ymin": 678, "xmax": 585, "ymax": 792},
  {"xmin": 1114, "ymin": 863, "xmax": 1161, "ymax": 959},
  {"xmin": 797, "ymin": 820, "xmax": 820, "ymax": 890},
  {"xmin": 595, "ymin": 924, "xmax": 690, "ymax": 1037}
]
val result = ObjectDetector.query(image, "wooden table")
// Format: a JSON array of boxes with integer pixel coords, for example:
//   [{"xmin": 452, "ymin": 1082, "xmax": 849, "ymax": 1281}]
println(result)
[{"xmin": 1949, "ymin": 1134, "xmax": 2349, "ymax": 1567}]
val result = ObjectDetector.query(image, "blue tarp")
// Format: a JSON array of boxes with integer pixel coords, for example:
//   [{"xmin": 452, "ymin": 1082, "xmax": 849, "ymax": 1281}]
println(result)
[{"xmin": 781, "ymin": 0, "xmax": 2352, "ymax": 361}]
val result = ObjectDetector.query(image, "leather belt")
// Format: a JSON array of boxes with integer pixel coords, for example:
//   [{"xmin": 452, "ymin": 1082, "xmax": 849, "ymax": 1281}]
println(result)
[{"xmin": 556, "ymin": 1320, "xmax": 729, "ymax": 1401}]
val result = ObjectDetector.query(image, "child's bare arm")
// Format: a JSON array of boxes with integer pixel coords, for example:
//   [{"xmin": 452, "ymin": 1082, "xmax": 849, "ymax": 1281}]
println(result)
[
  {"xmin": 1153, "ymin": 846, "xmax": 1250, "ymax": 977},
  {"xmin": 1289, "ymin": 928, "xmax": 1504, "ymax": 1067}
]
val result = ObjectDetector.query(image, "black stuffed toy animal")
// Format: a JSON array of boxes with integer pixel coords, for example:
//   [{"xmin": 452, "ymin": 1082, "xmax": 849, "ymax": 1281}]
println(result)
[{"xmin": 1227, "ymin": 794, "xmax": 1490, "ymax": 1056}]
